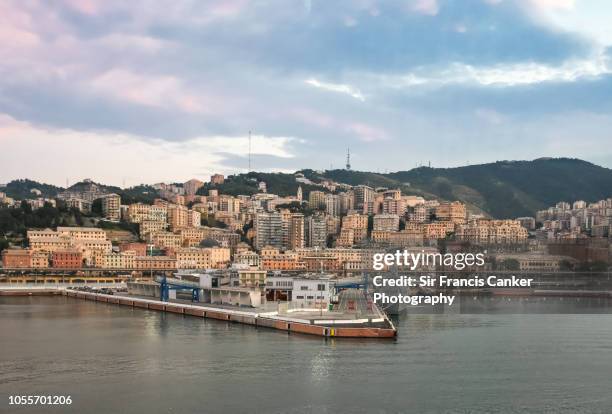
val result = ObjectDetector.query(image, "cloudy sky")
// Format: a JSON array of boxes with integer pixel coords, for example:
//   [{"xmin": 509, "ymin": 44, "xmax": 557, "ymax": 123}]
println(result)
[{"xmin": 1, "ymin": 0, "xmax": 612, "ymax": 187}]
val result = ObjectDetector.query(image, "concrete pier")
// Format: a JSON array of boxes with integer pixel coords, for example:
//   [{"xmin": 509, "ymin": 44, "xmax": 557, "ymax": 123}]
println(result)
[{"xmin": 62, "ymin": 290, "xmax": 396, "ymax": 338}]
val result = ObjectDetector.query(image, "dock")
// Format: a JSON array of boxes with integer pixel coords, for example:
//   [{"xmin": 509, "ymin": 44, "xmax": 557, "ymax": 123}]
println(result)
[{"xmin": 59, "ymin": 289, "xmax": 396, "ymax": 338}]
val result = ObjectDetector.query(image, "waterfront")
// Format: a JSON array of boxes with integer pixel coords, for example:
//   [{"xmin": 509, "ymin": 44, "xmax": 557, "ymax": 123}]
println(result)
[{"xmin": 1, "ymin": 297, "xmax": 612, "ymax": 413}]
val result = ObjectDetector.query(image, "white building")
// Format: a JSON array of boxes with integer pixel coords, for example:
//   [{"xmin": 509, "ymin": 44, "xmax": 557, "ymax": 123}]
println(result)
[{"xmin": 291, "ymin": 277, "xmax": 334, "ymax": 309}]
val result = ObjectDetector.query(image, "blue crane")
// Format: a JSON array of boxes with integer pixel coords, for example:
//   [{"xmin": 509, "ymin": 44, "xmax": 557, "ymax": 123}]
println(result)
[{"xmin": 157, "ymin": 275, "xmax": 201, "ymax": 302}]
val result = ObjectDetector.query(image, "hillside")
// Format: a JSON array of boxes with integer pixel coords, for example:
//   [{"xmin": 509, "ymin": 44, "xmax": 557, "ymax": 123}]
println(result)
[
  {"xmin": 2, "ymin": 179, "xmax": 158, "ymax": 205},
  {"xmin": 1, "ymin": 179, "xmax": 63, "ymax": 199},
  {"xmin": 191, "ymin": 158, "xmax": 612, "ymax": 218},
  {"xmin": 5, "ymin": 158, "xmax": 612, "ymax": 219},
  {"xmin": 197, "ymin": 172, "xmax": 322, "ymax": 199},
  {"xmin": 323, "ymin": 158, "xmax": 612, "ymax": 218}
]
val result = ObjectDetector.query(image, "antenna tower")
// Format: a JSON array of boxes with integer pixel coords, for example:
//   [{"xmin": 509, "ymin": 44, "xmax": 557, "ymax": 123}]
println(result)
[{"xmin": 346, "ymin": 148, "xmax": 351, "ymax": 170}]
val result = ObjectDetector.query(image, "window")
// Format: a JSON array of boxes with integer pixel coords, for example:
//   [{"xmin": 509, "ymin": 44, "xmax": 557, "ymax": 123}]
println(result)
[
  {"xmin": 296, "ymin": 295, "xmax": 304, "ymax": 299},
  {"xmin": 317, "ymin": 284, "xmax": 326, "ymax": 291},
  {"xmin": 307, "ymin": 296, "xmax": 314, "ymax": 299},
  {"xmin": 300, "ymin": 286, "xmax": 308, "ymax": 290}
]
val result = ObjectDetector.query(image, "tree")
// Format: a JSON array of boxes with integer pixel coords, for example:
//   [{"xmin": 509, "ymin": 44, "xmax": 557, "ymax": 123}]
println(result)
[
  {"xmin": 199, "ymin": 238, "xmax": 220, "ymax": 248},
  {"xmin": 0, "ymin": 238, "xmax": 9, "ymax": 252},
  {"xmin": 202, "ymin": 216, "xmax": 227, "ymax": 229},
  {"xmin": 501, "ymin": 258, "xmax": 520, "ymax": 271},
  {"xmin": 91, "ymin": 199, "xmax": 103, "ymax": 216},
  {"xmin": 559, "ymin": 259, "xmax": 574, "ymax": 271},
  {"xmin": 577, "ymin": 261, "xmax": 608, "ymax": 273}
]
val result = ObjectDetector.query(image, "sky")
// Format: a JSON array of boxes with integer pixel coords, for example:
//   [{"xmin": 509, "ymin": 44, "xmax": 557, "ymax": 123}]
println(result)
[{"xmin": 1, "ymin": 0, "xmax": 612, "ymax": 187}]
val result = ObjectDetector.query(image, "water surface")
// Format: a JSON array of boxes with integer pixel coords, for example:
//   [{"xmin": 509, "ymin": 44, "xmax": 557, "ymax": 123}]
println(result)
[{"xmin": 1, "ymin": 296, "xmax": 611, "ymax": 413}]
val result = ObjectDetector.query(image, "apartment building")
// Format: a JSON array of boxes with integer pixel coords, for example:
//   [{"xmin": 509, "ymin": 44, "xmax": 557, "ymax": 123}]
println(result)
[
  {"xmin": 1, "ymin": 249, "xmax": 32, "ymax": 268},
  {"xmin": 435, "ymin": 201, "xmax": 467, "ymax": 224},
  {"xmin": 373, "ymin": 214, "xmax": 400, "ymax": 232},
  {"xmin": 210, "ymin": 174, "xmax": 225, "ymax": 185},
  {"xmin": 51, "ymin": 249, "xmax": 83, "ymax": 268},
  {"xmin": 254, "ymin": 211, "xmax": 283, "ymax": 250},
  {"xmin": 288, "ymin": 213, "xmax": 305, "ymax": 250},
  {"xmin": 238, "ymin": 269, "xmax": 267, "ymax": 288},
  {"xmin": 151, "ymin": 231, "xmax": 183, "ymax": 249},
  {"xmin": 94, "ymin": 252, "xmax": 135, "ymax": 269},
  {"xmin": 134, "ymin": 256, "xmax": 177, "ymax": 271},
  {"xmin": 175, "ymin": 248, "xmax": 211, "ymax": 269},
  {"xmin": 140, "ymin": 220, "xmax": 167, "ymax": 239},
  {"xmin": 308, "ymin": 191, "xmax": 326, "ymax": 210},
  {"xmin": 184, "ymin": 179, "xmax": 204, "ymax": 195},
  {"xmin": 167, "ymin": 204, "xmax": 189, "ymax": 231},
  {"xmin": 306, "ymin": 215, "xmax": 327, "ymax": 248},
  {"xmin": 101, "ymin": 194, "xmax": 121, "ymax": 221},
  {"xmin": 456, "ymin": 220, "xmax": 528, "ymax": 244},
  {"xmin": 127, "ymin": 203, "xmax": 167, "ymax": 224},
  {"xmin": 423, "ymin": 222, "xmax": 455, "ymax": 240}
]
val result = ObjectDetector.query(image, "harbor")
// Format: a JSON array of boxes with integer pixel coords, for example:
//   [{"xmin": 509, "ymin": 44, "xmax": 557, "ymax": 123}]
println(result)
[
  {"xmin": 2, "ymin": 294, "xmax": 612, "ymax": 413},
  {"xmin": 0, "ymin": 283, "xmax": 397, "ymax": 338}
]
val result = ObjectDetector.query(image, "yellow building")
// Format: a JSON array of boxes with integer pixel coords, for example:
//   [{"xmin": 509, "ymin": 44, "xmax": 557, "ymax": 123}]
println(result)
[
  {"xmin": 239, "ymin": 269, "xmax": 267, "ymax": 288},
  {"xmin": 96, "ymin": 252, "xmax": 136, "ymax": 269},
  {"xmin": 167, "ymin": 204, "xmax": 189, "ymax": 231},
  {"xmin": 31, "ymin": 251, "xmax": 50, "ymax": 268},
  {"xmin": 373, "ymin": 214, "xmax": 400, "ymax": 232},
  {"xmin": 435, "ymin": 201, "xmax": 467, "ymax": 224},
  {"xmin": 206, "ymin": 247, "xmax": 231, "ymax": 268},
  {"xmin": 140, "ymin": 219, "xmax": 167, "ymax": 239},
  {"xmin": 175, "ymin": 248, "xmax": 211, "ymax": 269},
  {"xmin": 134, "ymin": 256, "xmax": 177, "ymax": 270},
  {"xmin": 152, "ymin": 231, "xmax": 183, "ymax": 249},
  {"xmin": 336, "ymin": 228, "xmax": 355, "ymax": 247},
  {"xmin": 423, "ymin": 222, "xmax": 455, "ymax": 240},
  {"xmin": 455, "ymin": 220, "xmax": 528, "ymax": 244}
]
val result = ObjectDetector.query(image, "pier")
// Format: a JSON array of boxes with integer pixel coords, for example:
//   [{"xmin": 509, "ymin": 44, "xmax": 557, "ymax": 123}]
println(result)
[{"xmin": 61, "ymin": 289, "xmax": 397, "ymax": 338}]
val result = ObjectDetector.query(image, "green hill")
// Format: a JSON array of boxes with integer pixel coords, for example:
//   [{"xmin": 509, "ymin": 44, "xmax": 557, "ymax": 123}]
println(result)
[
  {"xmin": 196, "ymin": 158, "xmax": 612, "ymax": 218},
  {"xmin": 5, "ymin": 158, "xmax": 612, "ymax": 219},
  {"xmin": 316, "ymin": 158, "xmax": 611, "ymax": 219},
  {"xmin": 2, "ymin": 179, "xmax": 63, "ymax": 199},
  {"xmin": 2, "ymin": 179, "xmax": 158, "ymax": 205},
  {"xmin": 197, "ymin": 172, "xmax": 322, "ymax": 199}
]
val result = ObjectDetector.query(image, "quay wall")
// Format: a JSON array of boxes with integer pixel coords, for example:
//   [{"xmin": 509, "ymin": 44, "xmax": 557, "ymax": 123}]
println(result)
[{"xmin": 62, "ymin": 290, "xmax": 396, "ymax": 338}]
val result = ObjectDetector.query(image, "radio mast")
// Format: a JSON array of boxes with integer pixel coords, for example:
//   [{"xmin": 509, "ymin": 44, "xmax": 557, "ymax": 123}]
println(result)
[{"xmin": 346, "ymin": 148, "xmax": 351, "ymax": 170}]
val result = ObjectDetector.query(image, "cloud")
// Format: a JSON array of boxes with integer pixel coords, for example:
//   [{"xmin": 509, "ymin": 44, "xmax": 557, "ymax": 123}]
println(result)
[
  {"xmin": 88, "ymin": 69, "xmax": 209, "ymax": 113},
  {"xmin": 344, "ymin": 122, "xmax": 388, "ymax": 142},
  {"xmin": 412, "ymin": 0, "xmax": 440, "ymax": 16},
  {"xmin": 305, "ymin": 78, "xmax": 365, "ymax": 101},
  {"xmin": 527, "ymin": 0, "xmax": 575, "ymax": 11},
  {"xmin": 0, "ymin": 114, "xmax": 297, "ymax": 185},
  {"xmin": 290, "ymin": 108, "xmax": 387, "ymax": 142},
  {"xmin": 95, "ymin": 33, "xmax": 173, "ymax": 53},
  {"xmin": 384, "ymin": 52, "xmax": 611, "ymax": 87},
  {"xmin": 1, "ymin": 0, "xmax": 612, "ymax": 181}
]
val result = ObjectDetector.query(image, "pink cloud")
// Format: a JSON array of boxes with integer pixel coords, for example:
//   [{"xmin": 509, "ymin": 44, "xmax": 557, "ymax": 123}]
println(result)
[
  {"xmin": 290, "ymin": 108, "xmax": 335, "ymax": 128},
  {"xmin": 89, "ymin": 69, "xmax": 207, "ymax": 113},
  {"xmin": 62, "ymin": 0, "xmax": 100, "ymax": 16},
  {"xmin": 412, "ymin": 0, "xmax": 439, "ymax": 16},
  {"xmin": 345, "ymin": 122, "xmax": 388, "ymax": 142},
  {"xmin": 291, "ymin": 108, "xmax": 388, "ymax": 142}
]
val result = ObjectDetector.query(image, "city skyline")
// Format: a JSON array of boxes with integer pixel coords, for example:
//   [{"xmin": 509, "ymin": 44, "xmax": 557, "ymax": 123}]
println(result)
[{"xmin": 2, "ymin": 0, "xmax": 612, "ymax": 186}]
